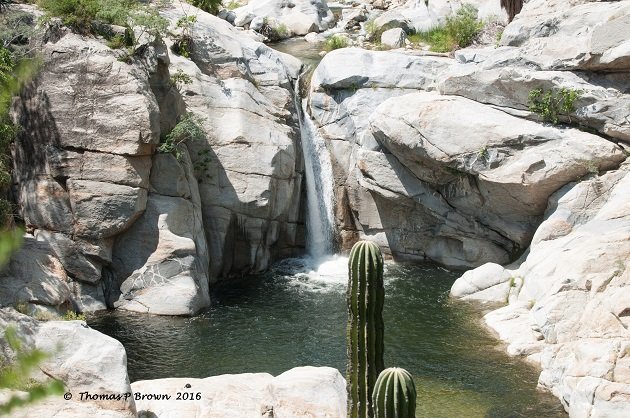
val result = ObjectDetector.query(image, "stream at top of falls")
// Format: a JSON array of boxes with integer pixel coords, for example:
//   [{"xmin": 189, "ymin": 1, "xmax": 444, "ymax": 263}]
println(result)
[{"xmin": 90, "ymin": 39, "xmax": 567, "ymax": 417}]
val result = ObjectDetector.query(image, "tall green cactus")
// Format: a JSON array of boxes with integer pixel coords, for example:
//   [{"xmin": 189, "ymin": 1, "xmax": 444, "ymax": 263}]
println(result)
[
  {"xmin": 347, "ymin": 240, "xmax": 385, "ymax": 418},
  {"xmin": 372, "ymin": 367, "xmax": 417, "ymax": 418}
]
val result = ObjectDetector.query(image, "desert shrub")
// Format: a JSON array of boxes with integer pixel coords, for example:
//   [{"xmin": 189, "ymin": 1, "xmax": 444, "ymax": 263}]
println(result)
[
  {"xmin": 324, "ymin": 34, "xmax": 349, "ymax": 51},
  {"xmin": 411, "ymin": 4, "xmax": 483, "ymax": 52},
  {"xmin": 172, "ymin": 13, "xmax": 196, "ymax": 57},
  {"xmin": 259, "ymin": 18, "xmax": 289, "ymax": 42},
  {"xmin": 408, "ymin": 28, "xmax": 455, "ymax": 52},
  {"xmin": 445, "ymin": 4, "xmax": 483, "ymax": 47},
  {"xmin": 37, "ymin": 0, "xmax": 135, "ymax": 32},
  {"xmin": 188, "ymin": 0, "xmax": 221, "ymax": 15},
  {"xmin": 528, "ymin": 88, "xmax": 581, "ymax": 124},
  {"xmin": 128, "ymin": 6, "xmax": 168, "ymax": 48},
  {"xmin": 62, "ymin": 310, "xmax": 86, "ymax": 321},
  {"xmin": 363, "ymin": 18, "xmax": 381, "ymax": 41},
  {"xmin": 0, "ymin": 9, "xmax": 36, "ymax": 58},
  {"xmin": 158, "ymin": 112, "xmax": 205, "ymax": 159},
  {"xmin": 226, "ymin": 1, "xmax": 240, "ymax": 10},
  {"xmin": 169, "ymin": 68, "xmax": 193, "ymax": 87},
  {"xmin": 37, "ymin": 0, "xmax": 168, "ymax": 57}
]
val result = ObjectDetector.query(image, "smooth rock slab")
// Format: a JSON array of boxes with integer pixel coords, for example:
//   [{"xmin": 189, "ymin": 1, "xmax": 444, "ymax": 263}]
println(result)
[
  {"xmin": 369, "ymin": 92, "xmax": 625, "ymax": 245},
  {"xmin": 450, "ymin": 262, "xmax": 514, "ymax": 303},
  {"xmin": 113, "ymin": 192, "xmax": 210, "ymax": 316},
  {"xmin": 132, "ymin": 366, "xmax": 346, "ymax": 418},
  {"xmin": 0, "ymin": 309, "xmax": 136, "ymax": 416}
]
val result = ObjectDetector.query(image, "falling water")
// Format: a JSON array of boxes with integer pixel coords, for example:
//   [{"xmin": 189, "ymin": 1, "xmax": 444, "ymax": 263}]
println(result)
[{"xmin": 296, "ymin": 75, "xmax": 336, "ymax": 259}]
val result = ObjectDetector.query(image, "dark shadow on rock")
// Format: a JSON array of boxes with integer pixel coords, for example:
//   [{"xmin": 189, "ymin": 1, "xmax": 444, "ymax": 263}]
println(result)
[{"xmin": 12, "ymin": 81, "xmax": 62, "ymax": 182}]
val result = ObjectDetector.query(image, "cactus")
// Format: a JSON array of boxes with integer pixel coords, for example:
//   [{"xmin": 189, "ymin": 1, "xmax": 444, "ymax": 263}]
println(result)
[
  {"xmin": 347, "ymin": 240, "xmax": 385, "ymax": 418},
  {"xmin": 372, "ymin": 367, "xmax": 417, "ymax": 418}
]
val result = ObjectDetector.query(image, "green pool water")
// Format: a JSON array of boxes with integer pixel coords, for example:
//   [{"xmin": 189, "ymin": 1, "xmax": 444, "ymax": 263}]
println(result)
[{"xmin": 89, "ymin": 257, "xmax": 566, "ymax": 417}]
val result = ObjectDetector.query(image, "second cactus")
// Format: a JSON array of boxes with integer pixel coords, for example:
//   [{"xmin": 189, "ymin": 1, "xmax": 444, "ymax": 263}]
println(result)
[
  {"xmin": 372, "ymin": 367, "xmax": 417, "ymax": 418},
  {"xmin": 347, "ymin": 240, "xmax": 385, "ymax": 418}
]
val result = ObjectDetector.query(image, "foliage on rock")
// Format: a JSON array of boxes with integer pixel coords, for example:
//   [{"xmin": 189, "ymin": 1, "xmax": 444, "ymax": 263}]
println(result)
[
  {"xmin": 325, "ymin": 34, "xmax": 349, "ymax": 51},
  {"xmin": 259, "ymin": 18, "xmax": 289, "ymax": 42},
  {"xmin": 187, "ymin": 0, "xmax": 221, "ymax": 15},
  {"xmin": 173, "ymin": 13, "xmax": 197, "ymax": 58},
  {"xmin": 528, "ymin": 88, "xmax": 581, "ymax": 124},
  {"xmin": 170, "ymin": 68, "xmax": 193, "ymax": 87},
  {"xmin": 0, "ymin": 327, "xmax": 65, "ymax": 415},
  {"xmin": 158, "ymin": 112, "xmax": 205, "ymax": 159},
  {"xmin": 37, "ymin": 0, "xmax": 168, "ymax": 61},
  {"xmin": 37, "ymin": 0, "xmax": 134, "ymax": 32},
  {"xmin": 411, "ymin": 5, "xmax": 483, "ymax": 52}
]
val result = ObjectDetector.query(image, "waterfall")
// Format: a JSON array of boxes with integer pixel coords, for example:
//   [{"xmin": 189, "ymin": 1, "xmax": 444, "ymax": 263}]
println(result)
[{"xmin": 296, "ymin": 75, "xmax": 336, "ymax": 259}]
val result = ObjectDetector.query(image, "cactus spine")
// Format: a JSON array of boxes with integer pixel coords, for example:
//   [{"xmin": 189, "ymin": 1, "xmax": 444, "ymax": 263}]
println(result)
[
  {"xmin": 372, "ymin": 368, "xmax": 417, "ymax": 418},
  {"xmin": 347, "ymin": 240, "xmax": 385, "ymax": 418}
]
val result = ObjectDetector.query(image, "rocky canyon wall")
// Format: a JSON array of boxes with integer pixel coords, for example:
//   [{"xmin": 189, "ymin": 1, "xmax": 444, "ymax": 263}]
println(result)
[
  {"xmin": 306, "ymin": 0, "xmax": 629, "ymax": 270},
  {"xmin": 2, "ymin": 1, "xmax": 307, "ymax": 316}
]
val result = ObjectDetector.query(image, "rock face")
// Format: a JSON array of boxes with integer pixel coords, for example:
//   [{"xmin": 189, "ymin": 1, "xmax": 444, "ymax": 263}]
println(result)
[
  {"xmin": 6, "ymin": 2, "xmax": 306, "ymax": 315},
  {"xmin": 367, "ymin": 92, "xmax": 622, "ymax": 265},
  {"xmin": 0, "ymin": 308, "xmax": 136, "ymax": 417},
  {"xmin": 500, "ymin": 0, "xmax": 630, "ymax": 71},
  {"xmin": 308, "ymin": 47, "xmax": 625, "ymax": 267},
  {"xmin": 439, "ymin": 58, "xmax": 630, "ymax": 143},
  {"xmin": 307, "ymin": 0, "xmax": 629, "ymax": 270},
  {"xmin": 441, "ymin": 2, "xmax": 630, "ymax": 413},
  {"xmin": 160, "ymin": 3, "xmax": 306, "ymax": 282},
  {"xmin": 451, "ymin": 162, "xmax": 630, "ymax": 417},
  {"xmin": 132, "ymin": 366, "xmax": 346, "ymax": 418},
  {"xmin": 111, "ymin": 147, "xmax": 210, "ymax": 315}
]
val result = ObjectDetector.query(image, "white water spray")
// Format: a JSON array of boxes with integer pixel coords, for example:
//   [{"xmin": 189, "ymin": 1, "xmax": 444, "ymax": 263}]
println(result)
[{"xmin": 296, "ymin": 74, "xmax": 336, "ymax": 259}]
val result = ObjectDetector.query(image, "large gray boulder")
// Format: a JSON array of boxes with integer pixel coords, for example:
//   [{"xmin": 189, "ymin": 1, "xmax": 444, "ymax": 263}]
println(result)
[
  {"xmin": 131, "ymin": 366, "xmax": 346, "ymax": 418},
  {"xmin": 500, "ymin": 0, "xmax": 630, "ymax": 71},
  {"xmin": 451, "ymin": 163, "xmax": 630, "ymax": 416},
  {"xmin": 112, "ymin": 147, "xmax": 210, "ymax": 315},
  {"xmin": 0, "ymin": 308, "xmax": 136, "ymax": 417},
  {"xmin": 365, "ymin": 92, "xmax": 623, "ymax": 266},
  {"xmin": 380, "ymin": 28, "xmax": 407, "ymax": 49},
  {"xmin": 0, "ymin": 236, "xmax": 73, "ymax": 313}
]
